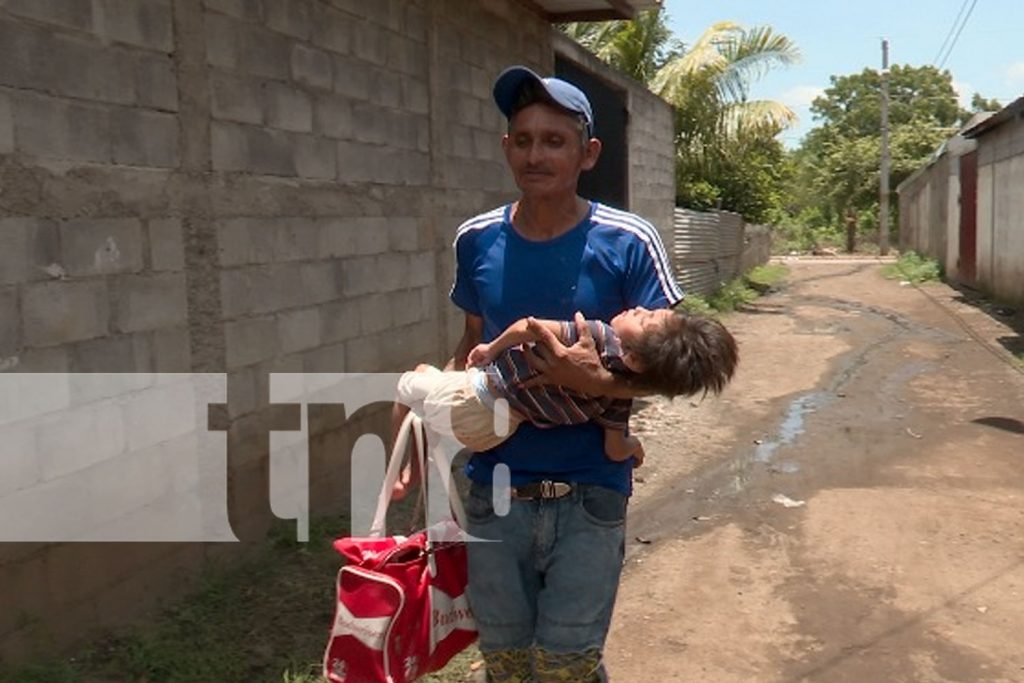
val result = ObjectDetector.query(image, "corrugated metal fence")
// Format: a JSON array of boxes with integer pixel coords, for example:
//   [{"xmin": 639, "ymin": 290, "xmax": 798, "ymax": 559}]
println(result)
[{"xmin": 672, "ymin": 208, "xmax": 771, "ymax": 296}]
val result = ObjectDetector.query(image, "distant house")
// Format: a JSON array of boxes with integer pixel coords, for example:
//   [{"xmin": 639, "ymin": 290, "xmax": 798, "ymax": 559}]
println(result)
[{"xmin": 897, "ymin": 97, "xmax": 1024, "ymax": 305}]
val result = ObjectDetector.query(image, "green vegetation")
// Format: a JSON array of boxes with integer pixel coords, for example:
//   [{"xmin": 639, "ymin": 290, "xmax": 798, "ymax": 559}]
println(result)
[
  {"xmin": 0, "ymin": 514, "xmax": 479, "ymax": 683},
  {"xmin": 744, "ymin": 263, "xmax": 790, "ymax": 291},
  {"xmin": 562, "ymin": 11, "xmax": 799, "ymax": 222},
  {"xmin": 678, "ymin": 264, "xmax": 788, "ymax": 316},
  {"xmin": 882, "ymin": 251, "xmax": 941, "ymax": 284}
]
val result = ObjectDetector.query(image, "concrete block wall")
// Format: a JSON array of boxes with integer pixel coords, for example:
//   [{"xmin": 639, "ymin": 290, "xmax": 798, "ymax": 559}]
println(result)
[
  {"xmin": 975, "ymin": 119, "xmax": 1024, "ymax": 306},
  {"xmin": 550, "ymin": 33, "xmax": 676, "ymax": 250},
  {"xmin": 0, "ymin": 0, "xmax": 676, "ymax": 659}
]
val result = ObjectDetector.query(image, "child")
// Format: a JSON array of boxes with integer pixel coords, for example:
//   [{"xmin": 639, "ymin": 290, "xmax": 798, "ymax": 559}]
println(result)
[{"xmin": 390, "ymin": 306, "xmax": 738, "ymax": 499}]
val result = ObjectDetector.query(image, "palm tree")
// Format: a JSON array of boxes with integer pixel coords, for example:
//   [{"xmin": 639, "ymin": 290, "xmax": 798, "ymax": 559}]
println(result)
[{"xmin": 563, "ymin": 11, "xmax": 801, "ymax": 217}]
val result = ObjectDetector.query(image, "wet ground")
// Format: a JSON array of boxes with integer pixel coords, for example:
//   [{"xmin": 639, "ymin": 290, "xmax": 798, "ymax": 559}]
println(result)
[{"xmin": 607, "ymin": 258, "xmax": 1024, "ymax": 682}]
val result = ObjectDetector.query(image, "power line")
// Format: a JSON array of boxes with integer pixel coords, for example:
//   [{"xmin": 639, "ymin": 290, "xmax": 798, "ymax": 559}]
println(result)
[
  {"xmin": 932, "ymin": 0, "xmax": 971, "ymax": 65},
  {"xmin": 937, "ymin": 0, "xmax": 979, "ymax": 69}
]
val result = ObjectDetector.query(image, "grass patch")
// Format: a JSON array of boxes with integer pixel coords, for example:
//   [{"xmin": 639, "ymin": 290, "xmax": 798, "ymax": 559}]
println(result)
[
  {"xmin": 677, "ymin": 265, "xmax": 788, "ymax": 317},
  {"xmin": 744, "ymin": 264, "xmax": 789, "ymax": 292},
  {"xmin": 883, "ymin": 251, "xmax": 941, "ymax": 284},
  {"xmin": 0, "ymin": 513, "xmax": 480, "ymax": 683}
]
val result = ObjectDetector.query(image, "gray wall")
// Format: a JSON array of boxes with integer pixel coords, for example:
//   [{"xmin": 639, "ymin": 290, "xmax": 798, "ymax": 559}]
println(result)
[
  {"xmin": 0, "ymin": 0, "xmax": 676, "ymax": 658},
  {"xmin": 975, "ymin": 118, "xmax": 1024, "ymax": 305}
]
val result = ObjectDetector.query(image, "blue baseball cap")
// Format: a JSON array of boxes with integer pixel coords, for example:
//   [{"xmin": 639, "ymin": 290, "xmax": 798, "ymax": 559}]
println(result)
[{"xmin": 493, "ymin": 66, "xmax": 594, "ymax": 137}]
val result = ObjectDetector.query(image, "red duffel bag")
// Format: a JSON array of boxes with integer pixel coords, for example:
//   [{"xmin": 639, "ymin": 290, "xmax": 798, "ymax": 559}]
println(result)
[{"xmin": 323, "ymin": 413, "xmax": 477, "ymax": 683}]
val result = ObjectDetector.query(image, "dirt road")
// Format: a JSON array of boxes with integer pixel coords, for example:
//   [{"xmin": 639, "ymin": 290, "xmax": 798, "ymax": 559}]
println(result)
[{"xmin": 606, "ymin": 259, "xmax": 1024, "ymax": 683}]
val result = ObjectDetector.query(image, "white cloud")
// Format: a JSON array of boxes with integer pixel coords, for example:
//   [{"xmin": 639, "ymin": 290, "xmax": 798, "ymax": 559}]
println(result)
[
  {"xmin": 1006, "ymin": 62, "xmax": 1024, "ymax": 85},
  {"xmin": 951, "ymin": 79, "xmax": 974, "ymax": 108},
  {"xmin": 778, "ymin": 85, "xmax": 825, "ymax": 110}
]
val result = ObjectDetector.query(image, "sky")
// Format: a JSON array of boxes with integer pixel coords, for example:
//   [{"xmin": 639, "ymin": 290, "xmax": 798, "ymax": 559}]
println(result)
[{"xmin": 662, "ymin": 0, "xmax": 1024, "ymax": 148}]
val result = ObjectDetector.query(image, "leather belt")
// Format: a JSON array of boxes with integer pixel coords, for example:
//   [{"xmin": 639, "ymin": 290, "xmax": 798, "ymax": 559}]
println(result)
[{"xmin": 511, "ymin": 480, "xmax": 574, "ymax": 500}]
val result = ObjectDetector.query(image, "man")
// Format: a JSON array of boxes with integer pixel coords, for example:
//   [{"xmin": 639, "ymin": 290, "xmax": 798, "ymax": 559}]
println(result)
[{"xmin": 449, "ymin": 65, "xmax": 683, "ymax": 682}]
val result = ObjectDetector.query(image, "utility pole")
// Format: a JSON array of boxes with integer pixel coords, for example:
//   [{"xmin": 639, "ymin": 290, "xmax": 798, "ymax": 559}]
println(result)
[{"xmin": 879, "ymin": 38, "xmax": 891, "ymax": 255}]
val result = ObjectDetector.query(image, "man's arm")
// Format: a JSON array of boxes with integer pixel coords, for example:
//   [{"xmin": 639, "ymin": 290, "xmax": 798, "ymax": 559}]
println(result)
[
  {"xmin": 445, "ymin": 313, "xmax": 483, "ymax": 371},
  {"xmin": 521, "ymin": 312, "xmax": 652, "ymax": 399},
  {"xmin": 604, "ymin": 429, "xmax": 645, "ymax": 466}
]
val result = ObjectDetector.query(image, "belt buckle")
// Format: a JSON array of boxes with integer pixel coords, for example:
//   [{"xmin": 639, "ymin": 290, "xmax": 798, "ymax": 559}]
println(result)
[{"xmin": 540, "ymin": 480, "xmax": 571, "ymax": 499}]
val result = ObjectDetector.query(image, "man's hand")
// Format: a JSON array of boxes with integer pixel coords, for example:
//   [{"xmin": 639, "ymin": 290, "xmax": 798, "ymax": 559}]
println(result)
[
  {"xmin": 521, "ymin": 311, "xmax": 604, "ymax": 393},
  {"xmin": 632, "ymin": 438, "xmax": 645, "ymax": 468}
]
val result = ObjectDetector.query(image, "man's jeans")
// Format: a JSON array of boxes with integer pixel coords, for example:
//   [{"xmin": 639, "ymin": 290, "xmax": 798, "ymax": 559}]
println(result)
[{"xmin": 464, "ymin": 481, "xmax": 627, "ymax": 677}]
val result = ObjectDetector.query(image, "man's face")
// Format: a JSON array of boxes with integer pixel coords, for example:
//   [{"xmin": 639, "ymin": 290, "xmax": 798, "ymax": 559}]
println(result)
[{"xmin": 502, "ymin": 103, "xmax": 601, "ymax": 199}]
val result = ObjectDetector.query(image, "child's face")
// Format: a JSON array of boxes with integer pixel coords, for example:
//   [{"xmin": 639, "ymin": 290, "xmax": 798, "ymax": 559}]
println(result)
[{"xmin": 610, "ymin": 306, "xmax": 674, "ymax": 348}]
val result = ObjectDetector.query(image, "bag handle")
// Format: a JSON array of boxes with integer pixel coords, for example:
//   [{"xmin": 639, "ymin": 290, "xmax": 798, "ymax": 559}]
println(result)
[{"xmin": 369, "ymin": 410, "xmax": 467, "ymax": 538}]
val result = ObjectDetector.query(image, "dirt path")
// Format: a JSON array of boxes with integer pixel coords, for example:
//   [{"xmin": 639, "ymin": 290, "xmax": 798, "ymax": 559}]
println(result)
[{"xmin": 606, "ymin": 259, "xmax": 1024, "ymax": 683}]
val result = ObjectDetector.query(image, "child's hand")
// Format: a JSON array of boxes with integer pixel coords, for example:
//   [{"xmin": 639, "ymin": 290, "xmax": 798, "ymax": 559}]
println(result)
[{"xmin": 467, "ymin": 343, "xmax": 493, "ymax": 367}]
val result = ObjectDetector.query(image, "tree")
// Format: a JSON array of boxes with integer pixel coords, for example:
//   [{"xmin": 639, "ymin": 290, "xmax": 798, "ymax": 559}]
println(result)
[
  {"xmin": 562, "ymin": 12, "xmax": 800, "ymax": 221},
  {"xmin": 792, "ymin": 65, "xmax": 964, "ymax": 239}
]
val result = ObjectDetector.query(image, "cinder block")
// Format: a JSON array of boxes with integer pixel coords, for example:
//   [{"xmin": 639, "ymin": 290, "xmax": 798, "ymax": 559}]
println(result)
[
  {"xmin": 372, "ymin": 253, "xmax": 409, "ymax": 293},
  {"xmin": 352, "ymin": 21, "xmax": 387, "ymax": 65},
  {"xmin": 319, "ymin": 299, "xmax": 361, "ymax": 344},
  {"xmin": 0, "ymin": 92, "xmax": 12, "ymax": 153},
  {"xmin": 211, "ymin": 121, "xmax": 296, "ymax": 176},
  {"xmin": 319, "ymin": 217, "xmax": 389, "ymax": 257},
  {"xmin": 332, "ymin": 55, "xmax": 373, "ymax": 101},
  {"xmin": 407, "ymin": 252, "xmax": 435, "ymax": 287},
  {"xmin": 314, "ymin": 93, "xmax": 353, "ymax": 139},
  {"xmin": 348, "ymin": 103, "xmax": 387, "ymax": 144},
  {"xmin": 6, "ymin": 346, "xmax": 70, "ymax": 372},
  {"xmin": 136, "ymin": 54, "xmax": 179, "ymax": 111},
  {"xmin": 60, "ymin": 218, "xmax": 144, "ymax": 277},
  {"xmin": 241, "ymin": 26, "xmax": 292, "ymax": 80},
  {"xmin": 21, "ymin": 280, "xmax": 110, "ymax": 347},
  {"xmin": 387, "ymin": 218, "xmax": 420, "ymax": 252},
  {"xmin": 13, "ymin": 92, "xmax": 110, "ymax": 163},
  {"xmin": 0, "ymin": 218, "xmax": 60, "ymax": 285},
  {"xmin": 149, "ymin": 218, "xmax": 185, "ymax": 272},
  {"xmin": 273, "ymin": 218, "xmax": 320, "ymax": 262},
  {"xmin": 312, "ymin": 5, "xmax": 352, "ymax": 55},
  {"xmin": 69, "ymin": 334, "xmax": 148, "ymax": 373},
  {"xmin": 97, "ymin": 0, "xmax": 174, "ymax": 52},
  {"xmin": 264, "ymin": 82, "xmax": 313, "ymax": 133},
  {"xmin": 210, "ymin": 72, "xmax": 263, "ymax": 124},
  {"xmin": 32, "ymin": 28, "xmax": 135, "ymax": 105},
  {"xmin": 203, "ymin": 0, "xmax": 262, "ymax": 21},
  {"xmin": 367, "ymin": 67, "xmax": 401, "ymax": 109},
  {"xmin": 0, "ymin": 421, "xmax": 39, "ymax": 497},
  {"xmin": 3, "ymin": 0, "xmax": 93, "ymax": 31},
  {"xmin": 225, "ymin": 316, "xmax": 279, "ymax": 369},
  {"xmin": 294, "ymin": 134, "xmax": 336, "ymax": 179},
  {"xmin": 112, "ymin": 273, "xmax": 188, "ymax": 333},
  {"xmin": 302, "ymin": 341, "xmax": 347, "ymax": 373},
  {"xmin": 344, "ymin": 332, "xmax": 384, "ymax": 371},
  {"xmin": 37, "ymin": 400, "xmax": 128, "ymax": 482},
  {"xmin": 336, "ymin": 140, "xmax": 388, "ymax": 182},
  {"xmin": 291, "ymin": 44, "xmax": 332, "ymax": 90},
  {"xmin": 400, "ymin": 75, "xmax": 429, "ymax": 115},
  {"xmin": 152, "ymin": 327, "xmax": 191, "ymax": 372},
  {"xmin": 392, "ymin": 287, "xmax": 426, "ymax": 327},
  {"xmin": 217, "ymin": 218, "xmax": 276, "ymax": 266},
  {"xmin": 204, "ymin": 12, "xmax": 239, "ymax": 68},
  {"xmin": 0, "ymin": 287, "xmax": 18, "ymax": 357},
  {"xmin": 387, "ymin": 33, "xmax": 427, "ymax": 77},
  {"xmin": 277, "ymin": 308, "xmax": 321, "ymax": 354},
  {"xmin": 220, "ymin": 264, "xmax": 303, "ymax": 317},
  {"xmin": 265, "ymin": 0, "xmax": 312, "ymax": 40},
  {"xmin": 298, "ymin": 261, "xmax": 340, "ymax": 305},
  {"xmin": 111, "ymin": 108, "xmax": 180, "ymax": 168},
  {"xmin": 358, "ymin": 293, "xmax": 392, "ymax": 334}
]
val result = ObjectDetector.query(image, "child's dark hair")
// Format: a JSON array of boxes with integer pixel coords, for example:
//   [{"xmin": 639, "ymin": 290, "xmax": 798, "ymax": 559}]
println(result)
[{"xmin": 624, "ymin": 313, "xmax": 738, "ymax": 398}]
